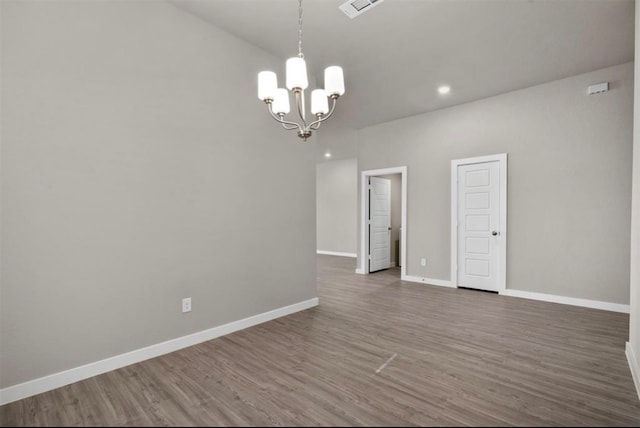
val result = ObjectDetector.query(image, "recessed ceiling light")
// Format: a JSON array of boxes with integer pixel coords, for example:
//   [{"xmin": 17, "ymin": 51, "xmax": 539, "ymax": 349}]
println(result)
[
  {"xmin": 438, "ymin": 85, "xmax": 451, "ymax": 95},
  {"xmin": 324, "ymin": 152, "xmax": 332, "ymax": 158}
]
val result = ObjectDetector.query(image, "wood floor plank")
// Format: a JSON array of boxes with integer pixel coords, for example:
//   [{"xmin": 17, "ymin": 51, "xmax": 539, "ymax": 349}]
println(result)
[{"xmin": 2, "ymin": 254, "xmax": 640, "ymax": 426}]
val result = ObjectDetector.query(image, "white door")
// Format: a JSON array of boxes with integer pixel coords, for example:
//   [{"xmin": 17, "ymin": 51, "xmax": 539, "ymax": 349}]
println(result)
[
  {"xmin": 457, "ymin": 161, "xmax": 501, "ymax": 291},
  {"xmin": 369, "ymin": 177, "xmax": 391, "ymax": 272}
]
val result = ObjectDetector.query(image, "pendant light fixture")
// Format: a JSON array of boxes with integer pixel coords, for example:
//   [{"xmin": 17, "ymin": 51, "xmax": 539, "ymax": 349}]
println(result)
[{"xmin": 257, "ymin": 0, "xmax": 345, "ymax": 141}]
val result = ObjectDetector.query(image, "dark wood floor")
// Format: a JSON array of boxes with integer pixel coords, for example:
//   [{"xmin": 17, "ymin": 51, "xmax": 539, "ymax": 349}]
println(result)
[{"xmin": 2, "ymin": 255, "xmax": 640, "ymax": 426}]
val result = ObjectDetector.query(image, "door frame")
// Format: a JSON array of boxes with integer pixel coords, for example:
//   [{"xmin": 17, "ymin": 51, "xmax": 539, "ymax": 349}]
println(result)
[
  {"xmin": 451, "ymin": 154, "xmax": 507, "ymax": 293},
  {"xmin": 358, "ymin": 166, "xmax": 407, "ymax": 276}
]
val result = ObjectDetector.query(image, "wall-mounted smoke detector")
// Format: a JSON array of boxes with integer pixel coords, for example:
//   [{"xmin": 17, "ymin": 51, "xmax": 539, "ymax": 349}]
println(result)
[{"xmin": 339, "ymin": 0, "xmax": 384, "ymax": 19}]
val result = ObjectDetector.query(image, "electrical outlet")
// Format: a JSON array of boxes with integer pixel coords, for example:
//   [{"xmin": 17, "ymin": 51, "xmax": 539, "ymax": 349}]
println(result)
[
  {"xmin": 421, "ymin": 258, "xmax": 427, "ymax": 267},
  {"xmin": 182, "ymin": 297, "xmax": 192, "ymax": 313}
]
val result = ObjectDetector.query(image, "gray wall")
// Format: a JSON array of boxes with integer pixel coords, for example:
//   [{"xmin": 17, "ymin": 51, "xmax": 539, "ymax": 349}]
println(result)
[
  {"xmin": 0, "ymin": 0, "xmax": 317, "ymax": 388},
  {"xmin": 379, "ymin": 174, "xmax": 401, "ymax": 266},
  {"xmin": 358, "ymin": 62, "xmax": 633, "ymax": 304},
  {"xmin": 628, "ymin": 0, "xmax": 640, "ymax": 388},
  {"xmin": 316, "ymin": 158, "xmax": 357, "ymax": 255},
  {"xmin": 315, "ymin": 112, "xmax": 359, "ymax": 163}
]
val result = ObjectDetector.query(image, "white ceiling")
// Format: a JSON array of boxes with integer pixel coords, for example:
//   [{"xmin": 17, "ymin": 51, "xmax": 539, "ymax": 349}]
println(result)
[{"xmin": 170, "ymin": 0, "xmax": 634, "ymax": 129}]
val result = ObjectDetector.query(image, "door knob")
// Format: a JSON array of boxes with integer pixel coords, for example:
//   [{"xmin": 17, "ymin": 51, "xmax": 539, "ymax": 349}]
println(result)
[{"xmin": 491, "ymin": 230, "xmax": 498, "ymax": 236}]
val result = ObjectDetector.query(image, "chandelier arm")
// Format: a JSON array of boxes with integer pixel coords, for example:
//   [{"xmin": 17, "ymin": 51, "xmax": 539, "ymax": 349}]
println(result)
[
  {"xmin": 281, "ymin": 122, "xmax": 300, "ymax": 130},
  {"xmin": 307, "ymin": 96, "xmax": 338, "ymax": 130},
  {"xmin": 309, "ymin": 113, "xmax": 326, "ymax": 130},
  {"xmin": 271, "ymin": 113, "xmax": 302, "ymax": 131},
  {"xmin": 267, "ymin": 102, "xmax": 303, "ymax": 131}
]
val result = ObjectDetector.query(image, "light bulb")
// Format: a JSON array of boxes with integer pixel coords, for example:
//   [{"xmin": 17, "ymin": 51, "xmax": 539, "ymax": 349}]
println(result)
[
  {"xmin": 286, "ymin": 57, "xmax": 308, "ymax": 90},
  {"xmin": 311, "ymin": 89, "xmax": 329, "ymax": 115},
  {"xmin": 272, "ymin": 88, "xmax": 290, "ymax": 115},
  {"xmin": 324, "ymin": 66, "xmax": 345, "ymax": 97},
  {"xmin": 258, "ymin": 71, "xmax": 277, "ymax": 101}
]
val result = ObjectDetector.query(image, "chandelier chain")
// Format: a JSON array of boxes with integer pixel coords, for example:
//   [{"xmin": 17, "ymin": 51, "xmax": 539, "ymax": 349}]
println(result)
[{"xmin": 297, "ymin": 0, "xmax": 304, "ymax": 58}]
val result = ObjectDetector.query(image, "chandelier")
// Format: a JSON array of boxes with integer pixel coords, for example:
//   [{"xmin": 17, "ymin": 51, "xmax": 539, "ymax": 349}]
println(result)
[{"xmin": 257, "ymin": 0, "xmax": 345, "ymax": 141}]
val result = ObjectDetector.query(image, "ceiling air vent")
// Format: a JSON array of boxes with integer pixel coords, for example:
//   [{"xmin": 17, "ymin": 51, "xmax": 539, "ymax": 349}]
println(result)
[{"xmin": 339, "ymin": 0, "xmax": 384, "ymax": 19}]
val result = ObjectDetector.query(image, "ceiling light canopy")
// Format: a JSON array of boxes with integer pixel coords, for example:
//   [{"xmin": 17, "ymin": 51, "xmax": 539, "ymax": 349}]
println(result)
[
  {"xmin": 257, "ymin": 0, "xmax": 345, "ymax": 141},
  {"xmin": 438, "ymin": 85, "xmax": 451, "ymax": 95}
]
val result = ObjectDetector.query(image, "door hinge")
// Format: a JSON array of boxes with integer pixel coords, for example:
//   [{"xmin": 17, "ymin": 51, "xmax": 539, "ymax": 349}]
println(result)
[{"xmin": 368, "ymin": 255, "xmax": 372, "ymax": 260}]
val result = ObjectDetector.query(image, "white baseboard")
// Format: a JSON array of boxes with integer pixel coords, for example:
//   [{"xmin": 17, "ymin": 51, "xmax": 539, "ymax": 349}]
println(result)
[
  {"xmin": 398, "ymin": 279, "xmax": 631, "ymax": 314},
  {"xmin": 626, "ymin": 342, "xmax": 640, "ymax": 401},
  {"xmin": 355, "ymin": 268, "xmax": 365, "ymax": 274},
  {"xmin": 316, "ymin": 250, "xmax": 357, "ymax": 258},
  {"xmin": 500, "ymin": 289, "xmax": 629, "ymax": 313},
  {"xmin": 402, "ymin": 275, "xmax": 455, "ymax": 288},
  {"xmin": 0, "ymin": 297, "xmax": 319, "ymax": 406}
]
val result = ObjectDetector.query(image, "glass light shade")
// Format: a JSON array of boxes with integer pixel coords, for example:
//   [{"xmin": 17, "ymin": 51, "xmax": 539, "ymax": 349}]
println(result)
[
  {"xmin": 272, "ymin": 88, "xmax": 290, "ymax": 115},
  {"xmin": 311, "ymin": 89, "xmax": 329, "ymax": 115},
  {"xmin": 286, "ymin": 57, "xmax": 308, "ymax": 90},
  {"xmin": 258, "ymin": 71, "xmax": 278, "ymax": 101},
  {"xmin": 324, "ymin": 66, "xmax": 345, "ymax": 96}
]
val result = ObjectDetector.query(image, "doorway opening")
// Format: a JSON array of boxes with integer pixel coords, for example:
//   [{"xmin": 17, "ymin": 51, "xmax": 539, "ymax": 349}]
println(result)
[{"xmin": 358, "ymin": 167, "xmax": 407, "ymax": 277}]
